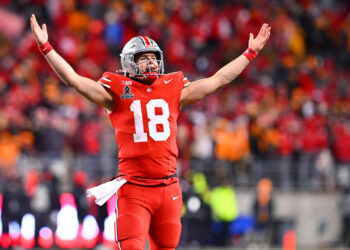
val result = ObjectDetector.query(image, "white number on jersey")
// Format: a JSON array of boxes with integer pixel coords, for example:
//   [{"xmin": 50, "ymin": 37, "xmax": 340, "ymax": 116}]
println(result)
[{"xmin": 130, "ymin": 99, "xmax": 170, "ymax": 142}]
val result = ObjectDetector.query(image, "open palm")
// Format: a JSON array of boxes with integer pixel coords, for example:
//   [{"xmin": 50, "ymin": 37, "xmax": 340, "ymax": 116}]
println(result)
[
  {"xmin": 30, "ymin": 14, "xmax": 48, "ymax": 45},
  {"xmin": 248, "ymin": 23, "xmax": 271, "ymax": 52}
]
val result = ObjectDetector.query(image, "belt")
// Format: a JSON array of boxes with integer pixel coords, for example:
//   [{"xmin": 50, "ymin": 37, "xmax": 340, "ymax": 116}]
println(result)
[{"xmin": 133, "ymin": 173, "xmax": 177, "ymax": 180}]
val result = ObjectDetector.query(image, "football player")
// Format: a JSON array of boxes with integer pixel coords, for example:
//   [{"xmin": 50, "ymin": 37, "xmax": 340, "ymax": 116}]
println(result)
[{"xmin": 30, "ymin": 14, "xmax": 270, "ymax": 250}]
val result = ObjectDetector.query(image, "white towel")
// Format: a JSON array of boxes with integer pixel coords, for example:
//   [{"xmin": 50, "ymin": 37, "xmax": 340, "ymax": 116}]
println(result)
[{"xmin": 86, "ymin": 177, "xmax": 127, "ymax": 206}]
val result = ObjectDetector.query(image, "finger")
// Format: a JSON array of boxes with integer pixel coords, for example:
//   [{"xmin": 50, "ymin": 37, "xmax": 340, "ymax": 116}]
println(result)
[
  {"xmin": 30, "ymin": 15, "xmax": 34, "ymax": 30},
  {"xmin": 266, "ymin": 28, "xmax": 271, "ymax": 40},
  {"xmin": 42, "ymin": 23, "xmax": 47, "ymax": 34},
  {"xmin": 265, "ymin": 26, "xmax": 271, "ymax": 39},
  {"xmin": 32, "ymin": 14, "xmax": 37, "ymax": 24},
  {"xmin": 258, "ymin": 23, "xmax": 267, "ymax": 37},
  {"xmin": 264, "ymin": 24, "xmax": 269, "ymax": 34},
  {"xmin": 261, "ymin": 23, "xmax": 268, "ymax": 37},
  {"xmin": 30, "ymin": 14, "xmax": 36, "ymax": 26},
  {"xmin": 34, "ymin": 15, "xmax": 42, "ymax": 31},
  {"xmin": 31, "ymin": 14, "xmax": 39, "ymax": 30},
  {"xmin": 249, "ymin": 33, "xmax": 254, "ymax": 41},
  {"xmin": 263, "ymin": 27, "xmax": 271, "ymax": 42}
]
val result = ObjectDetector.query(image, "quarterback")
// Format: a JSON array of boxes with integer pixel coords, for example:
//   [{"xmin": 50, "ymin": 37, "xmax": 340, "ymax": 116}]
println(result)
[{"xmin": 30, "ymin": 14, "xmax": 270, "ymax": 250}]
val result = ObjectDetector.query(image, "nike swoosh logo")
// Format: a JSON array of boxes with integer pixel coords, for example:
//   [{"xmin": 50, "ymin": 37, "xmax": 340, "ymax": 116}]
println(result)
[
  {"xmin": 164, "ymin": 79, "xmax": 173, "ymax": 84},
  {"xmin": 172, "ymin": 196, "xmax": 180, "ymax": 200}
]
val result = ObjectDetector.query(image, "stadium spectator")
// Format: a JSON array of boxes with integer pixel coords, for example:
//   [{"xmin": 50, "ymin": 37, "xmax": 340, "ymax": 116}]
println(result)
[
  {"xmin": 252, "ymin": 178, "xmax": 274, "ymax": 245},
  {"xmin": 209, "ymin": 178, "xmax": 239, "ymax": 246}
]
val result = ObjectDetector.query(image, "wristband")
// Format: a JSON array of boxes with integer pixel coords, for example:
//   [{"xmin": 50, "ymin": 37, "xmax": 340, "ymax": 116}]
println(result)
[
  {"xmin": 39, "ymin": 42, "xmax": 53, "ymax": 55},
  {"xmin": 243, "ymin": 48, "xmax": 258, "ymax": 61}
]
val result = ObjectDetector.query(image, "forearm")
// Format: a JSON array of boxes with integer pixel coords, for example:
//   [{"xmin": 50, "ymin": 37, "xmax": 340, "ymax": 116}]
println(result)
[
  {"xmin": 195, "ymin": 54, "xmax": 251, "ymax": 98},
  {"xmin": 44, "ymin": 49, "xmax": 80, "ymax": 87},
  {"xmin": 180, "ymin": 22, "xmax": 270, "ymax": 106},
  {"xmin": 41, "ymin": 46, "xmax": 114, "ymax": 110},
  {"xmin": 43, "ymin": 48, "xmax": 97, "ymax": 96},
  {"xmin": 30, "ymin": 14, "xmax": 114, "ymax": 110},
  {"xmin": 212, "ymin": 54, "xmax": 250, "ymax": 87},
  {"xmin": 180, "ymin": 54, "xmax": 251, "ymax": 106}
]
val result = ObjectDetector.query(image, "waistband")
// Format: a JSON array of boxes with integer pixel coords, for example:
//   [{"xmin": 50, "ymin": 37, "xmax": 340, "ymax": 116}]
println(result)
[{"xmin": 132, "ymin": 173, "xmax": 177, "ymax": 180}]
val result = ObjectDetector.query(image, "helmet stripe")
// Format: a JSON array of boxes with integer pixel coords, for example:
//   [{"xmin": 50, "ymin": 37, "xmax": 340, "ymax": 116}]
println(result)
[
  {"xmin": 138, "ymin": 36, "xmax": 146, "ymax": 45},
  {"xmin": 140, "ymin": 36, "xmax": 151, "ymax": 46}
]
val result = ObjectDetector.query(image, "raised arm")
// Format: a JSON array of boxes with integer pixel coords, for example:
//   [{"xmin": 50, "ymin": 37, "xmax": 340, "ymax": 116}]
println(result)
[
  {"xmin": 30, "ymin": 14, "xmax": 114, "ymax": 111},
  {"xmin": 180, "ymin": 23, "xmax": 271, "ymax": 107}
]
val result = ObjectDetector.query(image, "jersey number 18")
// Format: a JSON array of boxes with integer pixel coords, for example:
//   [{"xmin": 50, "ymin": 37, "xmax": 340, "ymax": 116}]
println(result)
[{"xmin": 130, "ymin": 99, "xmax": 170, "ymax": 142}]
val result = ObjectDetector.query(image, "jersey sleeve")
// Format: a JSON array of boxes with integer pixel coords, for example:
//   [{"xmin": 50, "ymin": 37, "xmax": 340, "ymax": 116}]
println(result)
[
  {"xmin": 97, "ymin": 72, "xmax": 114, "ymax": 89},
  {"xmin": 97, "ymin": 72, "xmax": 124, "ymax": 97},
  {"xmin": 178, "ymin": 71, "xmax": 190, "ymax": 88}
]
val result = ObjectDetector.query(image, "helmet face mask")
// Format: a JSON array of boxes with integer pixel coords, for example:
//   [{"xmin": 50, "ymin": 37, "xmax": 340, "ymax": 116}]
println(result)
[
  {"xmin": 120, "ymin": 36, "xmax": 164, "ymax": 81},
  {"xmin": 133, "ymin": 54, "xmax": 163, "ymax": 75}
]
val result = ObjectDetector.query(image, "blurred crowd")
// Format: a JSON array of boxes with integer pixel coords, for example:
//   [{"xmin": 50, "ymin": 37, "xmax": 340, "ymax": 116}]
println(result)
[{"xmin": 1, "ymin": 0, "xmax": 350, "ymax": 247}]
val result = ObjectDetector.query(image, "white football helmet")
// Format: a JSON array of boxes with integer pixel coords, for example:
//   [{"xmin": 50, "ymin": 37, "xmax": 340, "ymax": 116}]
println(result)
[{"xmin": 120, "ymin": 36, "xmax": 164, "ymax": 79}]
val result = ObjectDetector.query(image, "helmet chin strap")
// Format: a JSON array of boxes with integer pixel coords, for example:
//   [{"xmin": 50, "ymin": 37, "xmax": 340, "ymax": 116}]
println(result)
[{"xmin": 141, "ymin": 71, "xmax": 158, "ymax": 83}]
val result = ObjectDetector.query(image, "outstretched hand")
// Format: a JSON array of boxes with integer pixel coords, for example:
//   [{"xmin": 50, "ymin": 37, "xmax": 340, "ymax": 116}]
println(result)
[
  {"xmin": 248, "ymin": 23, "xmax": 271, "ymax": 53},
  {"xmin": 30, "ymin": 14, "xmax": 48, "ymax": 46}
]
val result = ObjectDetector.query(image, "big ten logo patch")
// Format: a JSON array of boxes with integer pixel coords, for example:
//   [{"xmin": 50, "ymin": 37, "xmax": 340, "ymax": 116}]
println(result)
[{"xmin": 122, "ymin": 80, "xmax": 132, "ymax": 86}]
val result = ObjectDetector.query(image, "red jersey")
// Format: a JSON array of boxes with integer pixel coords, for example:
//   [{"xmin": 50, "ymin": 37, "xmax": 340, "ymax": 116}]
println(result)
[{"xmin": 98, "ymin": 72, "xmax": 190, "ymax": 185}]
